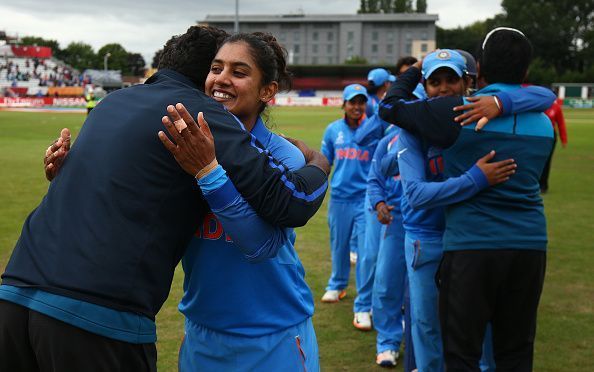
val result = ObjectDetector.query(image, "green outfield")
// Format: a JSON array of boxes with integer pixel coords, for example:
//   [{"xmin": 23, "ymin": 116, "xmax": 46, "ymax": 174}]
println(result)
[{"xmin": 1, "ymin": 107, "xmax": 593, "ymax": 371}]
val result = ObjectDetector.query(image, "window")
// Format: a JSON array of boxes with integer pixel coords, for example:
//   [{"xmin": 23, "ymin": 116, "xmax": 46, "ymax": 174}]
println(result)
[
  {"xmin": 406, "ymin": 32, "xmax": 412, "ymax": 40},
  {"xmin": 294, "ymin": 32, "xmax": 300, "ymax": 41},
  {"xmin": 421, "ymin": 31, "xmax": 428, "ymax": 40},
  {"xmin": 328, "ymin": 32, "xmax": 334, "ymax": 41},
  {"xmin": 406, "ymin": 43, "xmax": 412, "ymax": 53},
  {"xmin": 279, "ymin": 32, "xmax": 287, "ymax": 41},
  {"xmin": 312, "ymin": 32, "xmax": 319, "ymax": 41},
  {"xmin": 312, "ymin": 44, "xmax": 318, "ymax": 54},
  {"xmin": 387, "ymin": 31, "xmax": 394, "ymax": 42},
  {"xmin": 312, "ymin": 57, "xmax": 318, "ymax": 65},
  {"xmin": 327, "ymin": 57, "xmax": 334, "ymax": 64},
  {"xmin": 347, "ymin": 31, "xmax": 354, "ymax": 41},
  {"xmin": 294, "ymin": 57, "xmax": 300, "ymax": 64},
  {"xmin": 327, "ymin": 44, "xmax": 333, "ymax": 54},
  {"xmin": 372, "ymin": 31, "xmax": 379, "ymax": 41},
  {"xmin": 294, "ymin": 45, "xmax": 300, "ymax": 54},
  {"xmin": 387, "ymin": 44, "xmax": 393, "ymax": 54},
  {"xmin": 421, "ymin": 43, "xmax": 428, "ymax": 52},
  {"xmin": 371, "ymin": 44, "xmax": 378, "ymax": 54}
]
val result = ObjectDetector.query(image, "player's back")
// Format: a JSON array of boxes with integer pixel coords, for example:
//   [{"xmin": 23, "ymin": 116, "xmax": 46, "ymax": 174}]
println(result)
[
  {"xmin": 2, "ymin": 69, "xmax": 216, "ymax": 318},
  {"xmin": 442, "ymin": 84, "xmax": 554, "ymax": 251}
]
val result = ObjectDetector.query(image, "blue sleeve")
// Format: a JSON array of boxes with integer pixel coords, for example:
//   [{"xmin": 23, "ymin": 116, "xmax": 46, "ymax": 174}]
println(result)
[
  {"xmin": 495, "ymin": 85, "xmax": 557, "ymax": 116},
  {"xmin": 380, "ymin": 152, "xmax": 399, "ymax": 178},
  {"xmin": 367, "ymin": 137, "xmax": 390, "ymax": 209},
  {"xmin": 379, "ymin": 66, "xmax": 463, "ymax": 149},
  {"xmin": 199, "ymin": 165, "xmax": 289, "ymax": 263},
  {"xmin": 321, "ymin": 126, "xmax": 334, "ymax": 166},
  {"xmin": 397, "ymin": 131, "xmax": 489, "ymax": 210},
  {"xmin": 354, "ymin": 114, "xmax": 390, "ymax": 147}
]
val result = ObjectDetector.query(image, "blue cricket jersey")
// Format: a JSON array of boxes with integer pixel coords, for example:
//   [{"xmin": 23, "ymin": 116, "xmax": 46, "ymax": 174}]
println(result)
[
  {"xmin": 442, "ymin": 84, "xmax": 554, "ymax": 251},
  {"xmin": 367, "ymin": 132, "xmax": 403, "ymax": 211},
  {"xmin": 366, "ymin": 94, "xmax": 381, "ymax": 118},
  {"xmin": 179, "ymin": 117, "xmax": 314, "ymax": 337},
  {"xmin": 322, "ymin": 117, "xmax": 374, "ymax": 201}
]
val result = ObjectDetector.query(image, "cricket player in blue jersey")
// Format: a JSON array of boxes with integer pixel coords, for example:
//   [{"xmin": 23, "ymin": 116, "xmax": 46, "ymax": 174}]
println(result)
[
  {"xmin": 365, "ymin": 132, "xmax": 407, "ymax": 367},
  {"xmin": 379, "ymin": 48, "xmax": 555, "ymax": 371},
  {"xmin": 366, "ymin": 68, "xmax": 396, "ymax": 117},
  {"xmin": 321, "ymin": 84, "xmax": 374, "ymax": 304},
  {"xmin": 169, "ymin": 33, "xmax": 321, "ymax": 371},
  {"xmin": 382, "ymin": 39, "xmax": 554, "ymax": 370}
]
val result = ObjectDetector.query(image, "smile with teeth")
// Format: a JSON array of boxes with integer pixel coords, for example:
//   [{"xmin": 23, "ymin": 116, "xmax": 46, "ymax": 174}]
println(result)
[{"xmin": 213, "ymin": 91, "xmax": 233, "ymax": 99}]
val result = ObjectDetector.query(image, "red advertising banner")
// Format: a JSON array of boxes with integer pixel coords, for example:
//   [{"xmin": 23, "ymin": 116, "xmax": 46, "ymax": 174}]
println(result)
[{"xmin": 11, "ymin": 45, "xmax": 53, "ymax": 58}]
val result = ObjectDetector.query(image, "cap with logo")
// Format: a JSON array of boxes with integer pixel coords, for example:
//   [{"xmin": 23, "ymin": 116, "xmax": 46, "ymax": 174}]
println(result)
[
  {"xmin": 343, "ymin": 84, "xmax": 369, "ymax": 101},
  {"xmin": 422, "ymin": 49, "xmax": 467, "ymax": 79},
  {"xmin": 455, "ymin": 49, "xmax": 477, "ymax": 77},
  {"xmin": 367, "ymin": 68, "xmax": 396, "ymax": 86}
]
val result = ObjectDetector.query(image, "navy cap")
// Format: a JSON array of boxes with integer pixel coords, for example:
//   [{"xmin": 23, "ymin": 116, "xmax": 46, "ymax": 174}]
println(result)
[
  {"xmin": 456, "ymin": 49, "xmax": 477, "ymax": 77},
  {"xmin": 343, "ymin": 84, "xmax": 369, "ymax": 101},
  {"xmin": 422, "ymin": 49, "xmax": 467, "ymax": 79},
  {"xmin": 367, "ymin": 68, "xmax": 396, "ymax": 86}
]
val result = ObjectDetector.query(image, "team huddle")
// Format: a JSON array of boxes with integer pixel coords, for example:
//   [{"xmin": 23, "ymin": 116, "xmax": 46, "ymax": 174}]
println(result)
[{"xmin": 0, "ymin": 25, "xmax": 554, "ymax": 372}]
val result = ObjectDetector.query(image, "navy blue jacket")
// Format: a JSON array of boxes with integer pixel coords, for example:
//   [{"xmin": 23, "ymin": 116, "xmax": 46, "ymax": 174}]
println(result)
[{"xmin": 2, "ymin": 69, "xmax": 327, "ymax": 319}]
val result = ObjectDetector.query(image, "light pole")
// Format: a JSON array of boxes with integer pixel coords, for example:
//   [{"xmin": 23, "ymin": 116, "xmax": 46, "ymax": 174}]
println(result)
[{"xmin": 103, "ymin": 52, "xmax": 111, "ymax": 72}]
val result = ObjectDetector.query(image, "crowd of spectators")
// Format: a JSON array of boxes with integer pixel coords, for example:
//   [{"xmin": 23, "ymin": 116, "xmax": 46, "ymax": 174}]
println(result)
[{"xmin": 0, "ymin": 57, "xmax": 91, "ymax": 87}]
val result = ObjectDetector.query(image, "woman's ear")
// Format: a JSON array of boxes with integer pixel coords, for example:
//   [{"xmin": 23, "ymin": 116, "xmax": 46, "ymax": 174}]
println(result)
[{"xmin": 260, "ymin": 81, "xmax": 279, "ymax": 103}]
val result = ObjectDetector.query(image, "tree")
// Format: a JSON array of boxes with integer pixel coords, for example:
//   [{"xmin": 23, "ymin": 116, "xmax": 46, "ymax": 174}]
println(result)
[
  {"xmin": 416, "ymin": 0, "xmax": 427, "ymax": 13},
  {"xmin": 97, "ymin": 43, "xmax": 129, "ymax": 73},
  {"xmin": 127, "ymin": 53, "xmax": 146, "ymax": 76},
  {"xmin": 501, "ymin": 0, "xmax": 593, "ymax": 74},
  {"xmin": 61, "ymin": 42, "xmax": 97, "ymax": 71},
  {"xmin": 394, "ymin": 0, "xmax": 413, "ymax": 13},
  {"xmin": 345, "ymin": 55, "xmax": 368, "ymax": 65}
]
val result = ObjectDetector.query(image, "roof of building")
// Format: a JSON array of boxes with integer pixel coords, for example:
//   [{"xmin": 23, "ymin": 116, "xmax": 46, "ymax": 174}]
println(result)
[{"xmin": 203, "ymin": 13, "xmax": 439, "ymax": 24}]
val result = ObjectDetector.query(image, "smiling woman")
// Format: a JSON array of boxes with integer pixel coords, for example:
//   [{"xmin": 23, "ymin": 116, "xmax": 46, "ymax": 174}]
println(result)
[{"xmin": 205, "ymin": 32, "xmax": 292, "ymax": 131}]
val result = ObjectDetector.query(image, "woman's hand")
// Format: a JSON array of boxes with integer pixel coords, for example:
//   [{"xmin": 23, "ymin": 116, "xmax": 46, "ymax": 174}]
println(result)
[
  {"xmin": 375, "ymin": 201, "xmax": 394, "ymax": 225},
  {"xmin": 44, "ymin": 128, "xmax": 71, "ymax": 181},
  {"xmin": 475, "ymin": 150, "xmax": 517, "ymax": 186},
  {"xmin": 158, "ymin": 103, "xmax": 217, "ymax": 178},
  {"xmin": 453, "ymin": 96, "xmax": 503, "ymax": 130}
]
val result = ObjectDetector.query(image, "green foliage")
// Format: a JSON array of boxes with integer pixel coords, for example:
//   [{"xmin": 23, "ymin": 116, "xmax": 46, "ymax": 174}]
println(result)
[
  {"xmin": 61, "ymin": 42, "xmax": 97, "ymax": 71},
  {"xmin": 344, "ymin": 55, "xmax": 368, "ymax": 65},
  {"xmin": 501, "ymin": 0, "xmax": 593, "ymax": 77},
  {"xmin": 527, "ymin": 58, "xmax": 558, "ymax": 86},
  {"xmin": 416, "ymin": 0, "xmax": 427, "ymax": 13},
  {"xmin": 358, "ymin": 0, "xmax": 415, "ymax": 13},
  {"xmin": 18, "ymin": 35, "xmax": 146, "ymax": 76}
]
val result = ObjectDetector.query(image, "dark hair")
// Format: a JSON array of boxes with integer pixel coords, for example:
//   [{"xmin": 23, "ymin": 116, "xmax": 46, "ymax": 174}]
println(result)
[
  {"xmin": 158, "ymin": 25, "xmax": 228, "ymax": 90},
  {"xmin": 367, "ymin": 81, "xmax": 381, "ymax": 95},
  {"xmin": 395, "ymin": 56, "xmax": 418, "ymax": 75},
  {"xmin": 477, "ymin": 29, "xmax": 532, "ymax": 84},
  {"xmin": 222, "ymin": 32, "xmax": 292, "ymax": 115}
]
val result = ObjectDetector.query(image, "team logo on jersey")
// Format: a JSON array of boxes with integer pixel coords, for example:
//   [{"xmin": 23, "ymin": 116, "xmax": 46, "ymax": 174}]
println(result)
[
  {"xmin": 437, "ymin": 50, "xmax": 451, "ymax": 60},
  {"xmin": 195, "ymin": 213, "xmax": 234, "ymax": 243},
  {"xmin": 336, "ymin": 131, "xmax": 345, "ymax": 145},
  {"xmin": 336, "ymin": 148, "xmax": 370, "ymax": 161}
]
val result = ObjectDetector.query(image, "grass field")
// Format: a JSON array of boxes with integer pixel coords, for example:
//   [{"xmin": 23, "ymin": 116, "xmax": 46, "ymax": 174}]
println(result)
[{"xmin": 1, "ymin": 107, "xmax": 593, "ymax": 371}]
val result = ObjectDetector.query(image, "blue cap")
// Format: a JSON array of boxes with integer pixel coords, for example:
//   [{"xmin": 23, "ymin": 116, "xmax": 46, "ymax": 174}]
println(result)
[
  {"xmin": 422, "ymin": 49, "xmax": 467, "ymax": 79},
  {"xmin": 343, "ymin": 84, "xmax": 369, "ymax": 101},
  {"xmin": 367, "ymin": 68, "xmax": 396, "ymax": 86}
]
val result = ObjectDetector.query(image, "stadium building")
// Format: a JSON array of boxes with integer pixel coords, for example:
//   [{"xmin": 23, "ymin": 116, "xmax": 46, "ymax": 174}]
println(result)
[{"xmin": 202, "ymin": 13, "xmax": 438, "ymax": 65}]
